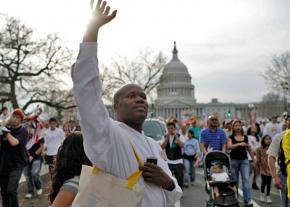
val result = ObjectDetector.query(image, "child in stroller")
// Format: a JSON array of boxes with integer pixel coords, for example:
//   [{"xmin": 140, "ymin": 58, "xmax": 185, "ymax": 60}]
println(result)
[
  {"xmin": 205, "ymin": 151, "xmax": 239, "ymax": 207},
  {"xmin": 211, "ymin": 162, "xmax": 237, "ymax": 198}
]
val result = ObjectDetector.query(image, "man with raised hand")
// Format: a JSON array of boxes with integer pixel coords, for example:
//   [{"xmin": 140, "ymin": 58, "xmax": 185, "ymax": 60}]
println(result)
[{"xmin": 71, "ymin": 1, "xmax": 182, "ymax": 206}]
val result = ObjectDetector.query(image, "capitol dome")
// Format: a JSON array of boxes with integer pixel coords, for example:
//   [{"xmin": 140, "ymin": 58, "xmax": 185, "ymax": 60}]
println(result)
[
  {"xmin": 154, "ymin": 42, "xmax": 196, "ymax": 119},
  {"xmin": 163, "ymin": 42, "xmax": 189, "ymax": 74}
]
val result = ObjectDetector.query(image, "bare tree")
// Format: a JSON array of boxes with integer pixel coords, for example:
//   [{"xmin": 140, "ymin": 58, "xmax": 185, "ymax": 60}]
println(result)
[
  {"xmin": 263, "ymin": 51, "xmax": 290, "ymax": 93},
  {"xmin": 257, "ymin": 92, "xmax": 284, "ymax": 118},
  {"xmin": 101, "ymin": 49, "xmax": 167, "ymax": 102},
  {"xmin": 0, "ymin": 15, "xmax": 74, "ymax": 112}
]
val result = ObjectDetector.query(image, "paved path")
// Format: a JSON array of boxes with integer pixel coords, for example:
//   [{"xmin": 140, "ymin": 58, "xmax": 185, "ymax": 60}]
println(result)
[{"xmin": 0, "ymin": 165, "xmax": 283, "ymax": 207}]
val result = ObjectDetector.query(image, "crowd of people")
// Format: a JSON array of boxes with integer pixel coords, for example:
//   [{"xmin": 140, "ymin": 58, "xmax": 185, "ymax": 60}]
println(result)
[
  {"xmin": 1, "ymin": 104, "xmax": 289, "ymax": 207},
  {"xmin": 0, "ymin": 106, "xmax": 85, "ymax": 207},
  {"xmin": 160, "ymin": 112, "xmax": 290, "ymax": 207},
  {"xmin": 0, "ymin": 1, "xmax": 290, "ymax": 207}
]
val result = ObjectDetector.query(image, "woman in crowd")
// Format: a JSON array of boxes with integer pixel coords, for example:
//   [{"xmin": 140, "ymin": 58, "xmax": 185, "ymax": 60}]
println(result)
[
  {"xmin": 49, "ymin": 132, "xmax": 92, "ymax": 207},
  {"xmin": 247, "ymin": 125, "xmax": 260, "ymax": 190},
  {"xmin": 183, "ymin": 129, "xmax": 201, "ymax": 186},
  {"xmin": 227, "ymin": 120, "xmax": 253, "ymax": 207},
  {"xmin": 256, "ymin": 135, "xmax": 272, "ymax": 203}
]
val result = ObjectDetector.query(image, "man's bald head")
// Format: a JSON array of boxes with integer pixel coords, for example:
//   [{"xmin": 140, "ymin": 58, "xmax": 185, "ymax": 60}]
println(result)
[
  {"xmin": 113, "ymin": 84, "xmax": 143, "ymax": 105},
  {"xmin": 113, "ymin": 84, "xmax": 148, "ymax": 130}
]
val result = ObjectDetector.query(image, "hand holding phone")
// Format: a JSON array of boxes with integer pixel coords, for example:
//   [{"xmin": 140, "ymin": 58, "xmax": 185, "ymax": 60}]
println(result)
[{"xmin": 146, "ymin": 157, "xmax": 157, "ymax": 165}]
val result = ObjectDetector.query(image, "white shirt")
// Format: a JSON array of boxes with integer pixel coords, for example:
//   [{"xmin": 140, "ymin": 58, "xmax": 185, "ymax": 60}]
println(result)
[
  {"xmin": 179, "ymin": 133, "xmax": 188, "ymax": 143},
  {"xmin": 169, "ymin": 135, "xmax": 175, "ymax": 147},
  {"xmin": 248, "ymin": 135, "xmax": 260, "ymax": 152},
  {"xmin": 72, "ymin": 43, "xmax": 182, "ymax": 207},
  {"xmin": 247, "ymin": 135, "xmax": 260, "ymax": 160},
  {"xmin": 0, "ymin": 113, "xmax": 9, "ymax": 121},
  {"xmin": 263, "ymin": 122, "xmax": 281, "ymax": 139},
  {"xmin": 211, "ymin": 172, "xmax": 229, "ymax": 182},
  {"xmin": 44, "ymin": 127, "xmax": 64, "ymax": 156},
  {"xmin": 267, "ymin": 131, "xmax": 285, "ymax": 174}
]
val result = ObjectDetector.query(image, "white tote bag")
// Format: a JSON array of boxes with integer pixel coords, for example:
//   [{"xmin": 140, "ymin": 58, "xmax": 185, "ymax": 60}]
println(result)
[{"xmin": 72, "ymin": 144, "xmax": 145, "ymax": 207}]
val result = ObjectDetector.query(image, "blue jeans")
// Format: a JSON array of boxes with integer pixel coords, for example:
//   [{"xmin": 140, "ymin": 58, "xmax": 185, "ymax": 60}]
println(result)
[
  {"xmin": 279, "ymin": 173, "xmax": 290, "ymax": 207},
  {"xmin": 24, "ymin": 159, "xmax": 42, "ymax": 193},
  {"xmin": 183, "ymin": 159, "xmax": 195, "ymax": 184},
  {"xmin": 231, "ymin": 159, "xmax": 251, "ymax": 203}
]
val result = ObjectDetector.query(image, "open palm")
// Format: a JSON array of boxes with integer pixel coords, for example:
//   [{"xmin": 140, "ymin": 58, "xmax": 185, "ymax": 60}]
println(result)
[{"xmin": 90, "ymin": 0, "xmax": 117, "ymax": 28}]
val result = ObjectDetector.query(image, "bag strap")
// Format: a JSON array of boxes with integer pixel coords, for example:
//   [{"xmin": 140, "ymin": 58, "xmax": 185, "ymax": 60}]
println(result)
[
  {"xmin": 130, "ymin": 142, "xmax": 144, "ymax": 166},
  {"xmin": 91, "ymin": 142, "xmax": 144, "ymax": 190},
  {"xmin": 127, "ymin": 142, "xmax": 143, "ymax": 189}
]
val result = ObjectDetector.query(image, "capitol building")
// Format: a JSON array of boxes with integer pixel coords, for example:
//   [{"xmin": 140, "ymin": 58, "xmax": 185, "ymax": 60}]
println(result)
[
  {"xmin": 154, "ymin": 42, "xmax": 250, "ymax": 121},
  {"xmin": 61, "ymin": 42, "xmax": 275, "ymax": 122},
  {"xmin": 155, "ymin": 42, "xmax": 196, "ymax": 119}
]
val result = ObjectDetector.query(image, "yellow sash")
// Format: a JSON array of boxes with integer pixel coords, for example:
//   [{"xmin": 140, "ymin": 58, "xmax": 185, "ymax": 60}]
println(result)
[{"xmin": 91, "ymin": 142, "xmax": 143, "ymax": 190}]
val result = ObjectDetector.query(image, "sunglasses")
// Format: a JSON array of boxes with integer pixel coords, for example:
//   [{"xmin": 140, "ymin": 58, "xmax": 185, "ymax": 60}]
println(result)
[{"xmin": 210, "ymin": 119, "xmax": 218, "ymax": 121}]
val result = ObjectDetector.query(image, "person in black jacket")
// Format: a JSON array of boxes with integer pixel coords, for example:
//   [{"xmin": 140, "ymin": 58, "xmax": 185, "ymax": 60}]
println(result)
[
  {"xmin": 0, "ymin": 109, "xmax": 29, "ymax": 207},
  {"xmin": 161, "ymin": 122, "xmax": 184, "ymax": 189}
]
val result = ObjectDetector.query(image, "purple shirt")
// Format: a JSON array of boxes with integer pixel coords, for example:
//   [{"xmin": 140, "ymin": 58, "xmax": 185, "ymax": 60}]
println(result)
[{"xmin": 200, "ymin": 128, "xmax": 227, "ymax": 151}]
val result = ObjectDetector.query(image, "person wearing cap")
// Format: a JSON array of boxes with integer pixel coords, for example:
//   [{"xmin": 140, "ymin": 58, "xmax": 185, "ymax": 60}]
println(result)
[{"xmin": 0, "ymin": 108, "xmax": 29, "ymax": 207}]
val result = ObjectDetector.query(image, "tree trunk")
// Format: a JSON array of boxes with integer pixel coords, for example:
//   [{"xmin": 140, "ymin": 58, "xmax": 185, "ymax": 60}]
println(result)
[
  {"xmin": 10, "ymin": 82, "xmax": 19, "ymax": 109},
  {"xmin": 56, "ymin": 109, "xmax": 63, "ymax": 120}
]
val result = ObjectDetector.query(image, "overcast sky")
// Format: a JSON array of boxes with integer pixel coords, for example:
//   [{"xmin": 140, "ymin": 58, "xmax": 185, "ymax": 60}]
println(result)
[{"xmin": 1, "ymin": 0, "xmax": 290, "ymax": 103}]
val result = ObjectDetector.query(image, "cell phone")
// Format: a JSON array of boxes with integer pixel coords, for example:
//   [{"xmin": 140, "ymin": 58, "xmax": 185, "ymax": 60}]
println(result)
[{"xmin": 146, "ymin": 157, "xmax": 157, "ymax": 165}]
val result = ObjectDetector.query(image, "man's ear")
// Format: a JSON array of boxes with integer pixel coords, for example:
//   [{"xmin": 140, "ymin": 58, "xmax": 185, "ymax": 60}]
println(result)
[{"xmin": 113, "ymin": 100, "xmax": 119, "ymax": 111}]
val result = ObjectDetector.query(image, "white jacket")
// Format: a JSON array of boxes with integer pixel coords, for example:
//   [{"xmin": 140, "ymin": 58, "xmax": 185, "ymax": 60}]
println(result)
[{"xmin": 71, "ymin": 42, "xmax": 182, "ymax": 207}]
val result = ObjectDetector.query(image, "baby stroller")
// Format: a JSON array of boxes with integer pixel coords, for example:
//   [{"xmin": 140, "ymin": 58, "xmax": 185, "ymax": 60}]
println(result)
[{"xmin": 204, "ymin": 151, "xmax": 239, "ymax": 207}]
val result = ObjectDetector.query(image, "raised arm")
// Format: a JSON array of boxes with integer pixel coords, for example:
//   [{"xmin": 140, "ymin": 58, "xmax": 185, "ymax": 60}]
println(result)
[
  {"xmin": 71, "ymin": 0, "xmax": 117, "ymax": 165},
  {"xmin": 83, "ymin": 0, "xmax": 117, "ymax": 42}
]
